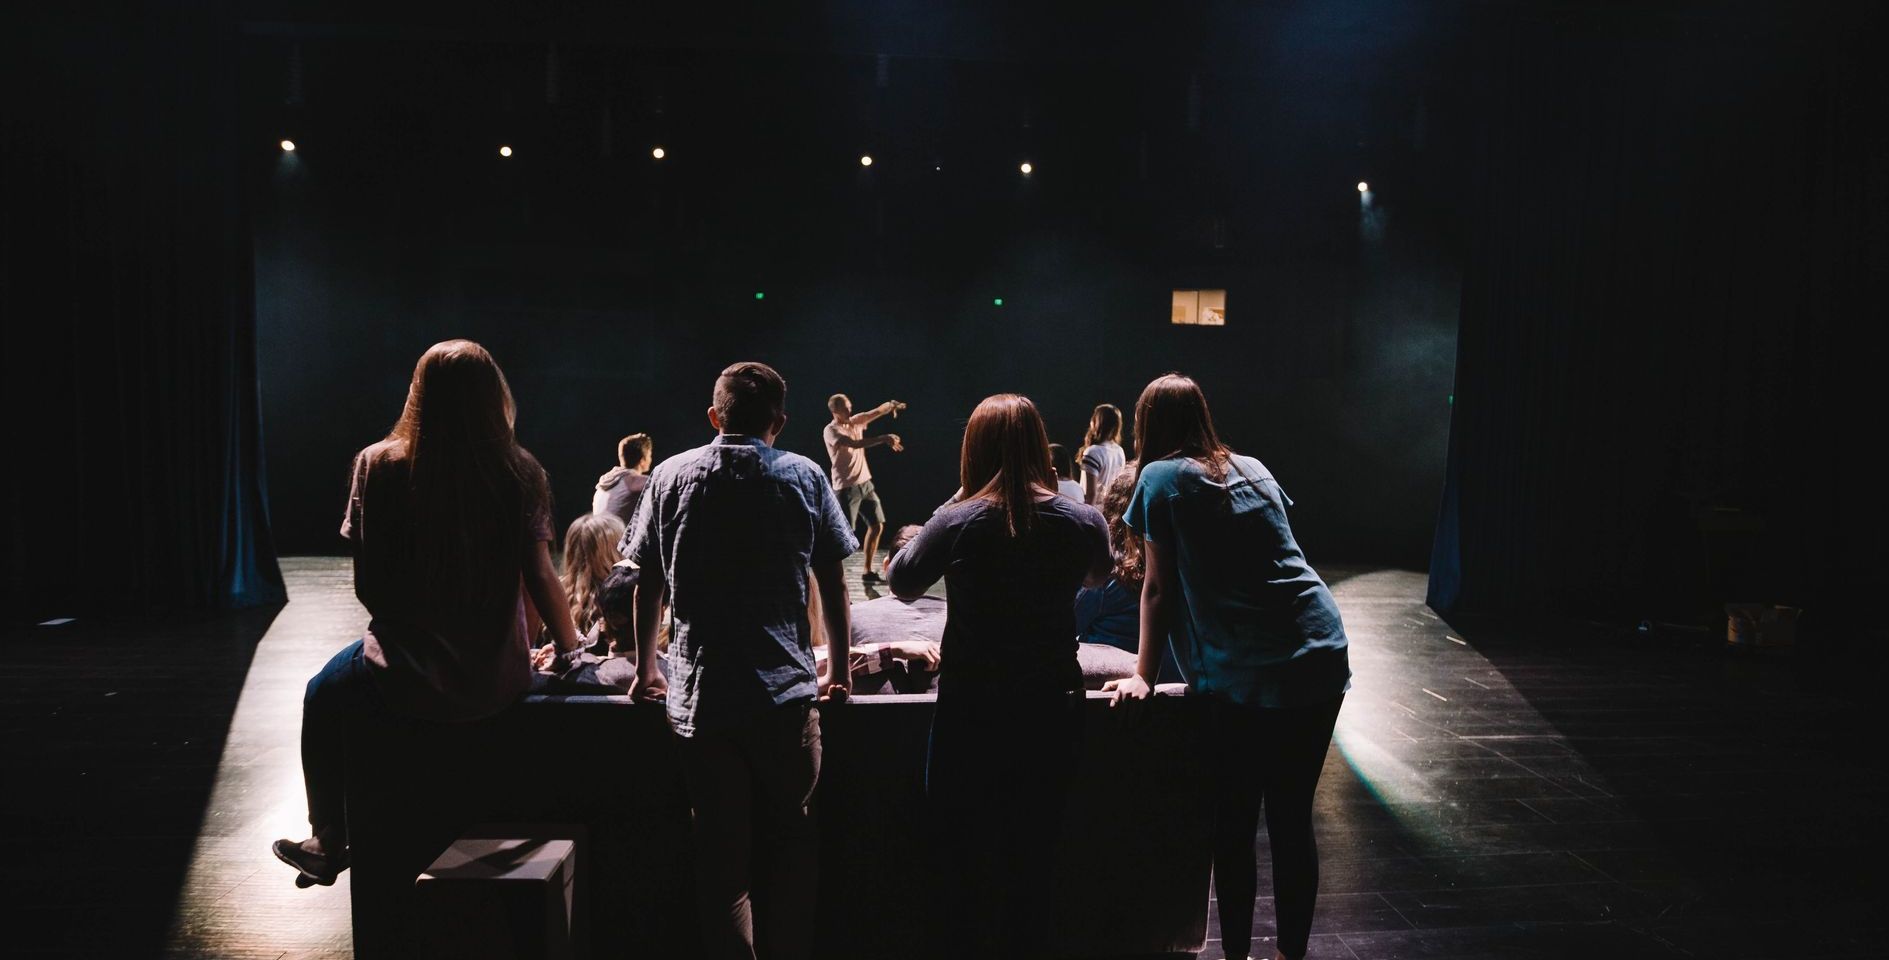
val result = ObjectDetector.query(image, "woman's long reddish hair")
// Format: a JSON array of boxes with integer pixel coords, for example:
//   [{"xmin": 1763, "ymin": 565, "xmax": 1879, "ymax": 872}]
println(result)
[
  {"xmin": 1133, "ymin": 373, "xmax": 1233, "ymax": 481},
  {"xmin": 960, "ymin": 393, "xmax": 1057, "ymax": 536},
  {"xmin": 373, "ymin": 339, "xmax": 549, "ymax": 607}
]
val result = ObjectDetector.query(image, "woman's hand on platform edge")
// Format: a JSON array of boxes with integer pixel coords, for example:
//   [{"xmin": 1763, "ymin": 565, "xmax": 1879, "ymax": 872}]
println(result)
[
  {"xmin": 629, "ymin": 667, "xmax": 667, "ymax": 702},
  {"xmin": 1103, "ymin": 674, "xmax": 1152, "ymax": 706},
  {"xmin": 531, "ymin": 643, "xmax": 558, "ymax": 672}
]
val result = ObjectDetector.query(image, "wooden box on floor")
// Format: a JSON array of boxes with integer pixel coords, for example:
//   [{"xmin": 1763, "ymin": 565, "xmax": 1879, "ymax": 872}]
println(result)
[{"xmin": 412, "ymin": 837, "xmax": 577, "ymax": 960}]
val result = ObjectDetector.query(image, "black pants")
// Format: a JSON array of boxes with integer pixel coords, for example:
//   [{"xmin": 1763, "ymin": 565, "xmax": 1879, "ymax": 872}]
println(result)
[
  {"xmin": 1211, "ymin": 695, "xmax": 1343, "ymax": 960},
  {"xmin": 926, "ymin": 690, "xmax": 1083, "ymax": 959}
]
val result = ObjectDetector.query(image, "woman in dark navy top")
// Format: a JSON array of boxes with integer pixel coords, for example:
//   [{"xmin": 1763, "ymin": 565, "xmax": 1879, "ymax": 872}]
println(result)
[
  {"xmin": 1107, "ymin": 373, "xmax": 1351, "ymax": 960},
  {"xmin": 888, "ymin": 393, "xmax": 1109, "ymax": 959}
]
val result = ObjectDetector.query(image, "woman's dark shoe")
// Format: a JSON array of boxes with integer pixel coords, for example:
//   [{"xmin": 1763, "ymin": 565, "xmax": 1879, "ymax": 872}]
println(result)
[
  {"xmin": 861, "ymin": 570, "xmax": 884, "ymax": 584},
  {"xmin": 272, "ymin": 837, "xmax": 348, "ymax": 886}
]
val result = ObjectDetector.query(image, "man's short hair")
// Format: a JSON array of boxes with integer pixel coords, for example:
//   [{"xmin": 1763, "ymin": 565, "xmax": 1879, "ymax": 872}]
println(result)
[
  {"xmin": 887, "ymin": 524, "xmax": 923, "ymax": 559},
  {"xmin": 714, "ymin": 362, "xmax": 788, "ymax": 435},
  {"xmin": 827, "ymin": 393, "xmax": 849, "ymax": 413},
  {"xmin": 617, "ymin": 433, "xmax": 653, "ymax": 468}
]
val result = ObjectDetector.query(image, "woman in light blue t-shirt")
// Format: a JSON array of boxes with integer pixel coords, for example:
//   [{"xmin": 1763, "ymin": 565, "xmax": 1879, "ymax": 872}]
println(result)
[{"xmin": 1106, "ymin": 372, "xmax": 1350, "ymax": 960}]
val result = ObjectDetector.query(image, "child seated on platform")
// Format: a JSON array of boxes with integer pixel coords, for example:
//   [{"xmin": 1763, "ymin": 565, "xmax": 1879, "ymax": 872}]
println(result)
[{"xmin": 532, "ymin": 515, "xmax": 666, "ymax": 691}]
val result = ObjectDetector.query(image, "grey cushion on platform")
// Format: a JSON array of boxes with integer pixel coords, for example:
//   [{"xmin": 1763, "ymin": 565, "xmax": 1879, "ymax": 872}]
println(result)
[{"xmin": 1076, "ymin": 641, "xmax": 1139, "ymax": 689}]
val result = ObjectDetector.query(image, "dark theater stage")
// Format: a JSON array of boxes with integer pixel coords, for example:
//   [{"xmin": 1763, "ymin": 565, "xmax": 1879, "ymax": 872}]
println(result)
[{"xmin": 7, "ymin": 1, "xmax": 1888, "ymax": 958}]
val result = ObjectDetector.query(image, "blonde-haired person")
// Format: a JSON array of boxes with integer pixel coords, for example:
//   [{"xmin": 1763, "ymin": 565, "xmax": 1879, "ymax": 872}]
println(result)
[{"xmin": 544, "ymin": 512, "xmax": 625, "ymax": 658}]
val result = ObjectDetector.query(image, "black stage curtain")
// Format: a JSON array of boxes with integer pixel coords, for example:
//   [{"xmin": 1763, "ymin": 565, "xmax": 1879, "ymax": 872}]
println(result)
[
  {"xmin": 1429, "ymin": 7, "xmax": 1886, "ymax": 631},
  {"xmin": 2, "ymin": 3, "xmax": 283, "ymax": 617}
]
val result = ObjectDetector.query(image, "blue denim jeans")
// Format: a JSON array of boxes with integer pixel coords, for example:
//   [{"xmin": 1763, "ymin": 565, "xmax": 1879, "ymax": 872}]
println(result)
[{"xmin": 300, "ymin": 638, "xmax": 381, "ymax": 844}]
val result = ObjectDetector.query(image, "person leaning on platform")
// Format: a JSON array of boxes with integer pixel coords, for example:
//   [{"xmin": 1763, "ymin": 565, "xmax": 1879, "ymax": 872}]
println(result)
[
  {"xmin": 822, "ymin": 392, "xmax": 904, "ymax": 581},
  {"xmin": 625, "ymin": 361, "xmax": 857, "ymax": 960},
  {"xmin": 1105, "ymin": 372, "xmax": 1352, "ymax": 960},
  {"xmin": 887, "ymin": 393, "xmax": 1110, "ymax": 958},
  {"xmin": 271, "ymin": 339, "xmax": 586, "ymax": 888},
  {"xmin": 591, "ymin": 431, "xmax": 652, "ymax": 524},
  {"xmin": 842, "ymin": 521, "xmax": 1135, "ymax": 694}
]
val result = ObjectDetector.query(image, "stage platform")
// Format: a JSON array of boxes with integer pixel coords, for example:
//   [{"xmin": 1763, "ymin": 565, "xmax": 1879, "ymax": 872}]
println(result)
[{"xmin": 5, "ymin": 556, "xmax": 1882, "ymax": 959}]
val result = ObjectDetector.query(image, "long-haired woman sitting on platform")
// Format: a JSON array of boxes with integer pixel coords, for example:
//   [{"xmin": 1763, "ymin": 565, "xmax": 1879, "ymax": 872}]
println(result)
[
  {"xmin": 554, "ymin": 512, "xmax": 627, "ymax": 656},
  {"xmin": 1105, "ymin": 372, "xmax": 1351, "ymax": 960},
  {"xmin": 272, "ymin": 339, "xmax": 584, "ymax": 887},
  {"xmin": 887, "ymin": 393, "xmax": 1109, "ymax": 958}
]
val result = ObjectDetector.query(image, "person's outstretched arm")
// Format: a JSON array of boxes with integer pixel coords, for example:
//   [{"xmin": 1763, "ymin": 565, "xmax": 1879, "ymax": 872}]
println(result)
[
  {"xmin": 813, "ymin": 560, "xmax": 852, "ymax": 698},
  {"xmin": 829, "ymin": 431, "xmax": 901, "ymax": 451},
  {"xmin": 848, "ymin": 400, "xmax": 902, "ymax": 426}
]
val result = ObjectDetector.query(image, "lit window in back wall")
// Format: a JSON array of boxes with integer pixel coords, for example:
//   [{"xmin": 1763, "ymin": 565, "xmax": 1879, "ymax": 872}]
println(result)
[{"xmin": 1170, "ymin": 289, "xmax": 1227, "ymax": 326}]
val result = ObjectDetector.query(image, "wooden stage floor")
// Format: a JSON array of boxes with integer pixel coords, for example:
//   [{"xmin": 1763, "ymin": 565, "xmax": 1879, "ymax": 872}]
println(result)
[{"xmin": 4, "ymin": 556, "xmax": 1882, "ymax": 958}]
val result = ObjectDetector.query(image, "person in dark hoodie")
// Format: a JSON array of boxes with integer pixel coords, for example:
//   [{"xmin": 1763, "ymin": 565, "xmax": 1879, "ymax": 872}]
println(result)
[{"xmin": 593, "ymin": 433, "xmax": 653, "ymax": 525}]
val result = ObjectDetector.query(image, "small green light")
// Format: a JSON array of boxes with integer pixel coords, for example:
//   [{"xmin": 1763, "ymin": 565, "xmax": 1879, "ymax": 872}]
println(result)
[
  {"xmin": 754, "ymin": 292, "xmax": 765, "ymax": 301},
  {"xmin": 993, "ymin": 298, "xmax": 1003, "ymax": 306},
  {"xmin": 1447, "ymin": 394, "xmax": 1454, "ymax": 405}
]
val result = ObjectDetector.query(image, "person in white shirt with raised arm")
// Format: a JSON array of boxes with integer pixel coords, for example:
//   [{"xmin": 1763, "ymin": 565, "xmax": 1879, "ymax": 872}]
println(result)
[{"xmin": 822, "ymin": 393, "xmax": 906, "ymax": 581}]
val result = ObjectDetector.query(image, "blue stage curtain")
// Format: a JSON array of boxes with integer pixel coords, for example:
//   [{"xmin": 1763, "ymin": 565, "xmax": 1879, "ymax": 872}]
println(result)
[
  {"xmin": 3, "ymin": 1, "xmax": 284, "ymax": 615},
  {"xmin": 1429, "ymin": 7, "xmax": 1884, "ymax": 628}
]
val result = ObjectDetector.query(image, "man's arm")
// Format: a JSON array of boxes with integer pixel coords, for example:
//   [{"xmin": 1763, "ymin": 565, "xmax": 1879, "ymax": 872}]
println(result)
[
  {"xmin": 847, "ymin": 400, "xmax": 902, "ymax": 427},
  {"xmin": 630, "ymin": 569, "xmax": 669, "ymax": 701},
  {"xmin": 812, "ymin": 560, "xmax": 852, "ymax": 697},
  {"xmin": 828, "ymin": 432, "xmax": 898, "ymax": 450}
]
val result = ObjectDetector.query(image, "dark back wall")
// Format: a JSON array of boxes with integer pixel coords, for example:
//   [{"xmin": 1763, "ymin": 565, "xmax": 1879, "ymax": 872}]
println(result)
[{"xmin": 250, "ymin": 13, "xmax": 1467, "ymax": 567}]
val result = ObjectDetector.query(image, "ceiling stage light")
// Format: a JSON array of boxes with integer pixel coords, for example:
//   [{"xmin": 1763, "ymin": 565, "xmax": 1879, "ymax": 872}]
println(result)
[
  {"xmin": 280, "ymin": 139, "xmax": 296, "ymax": 152},
  {"xmin": 1020, "ymin": 162, "xmax": 1033, "ymax": 175},
  {"xmin": 499, "ymin": 145, "xmax": 513, "ymax": 157},
  {"xmin": 1358, "ymin": 181, "xmax": 1370, "ymax": 193},
  {"xmin": 860, "ymin": 155, "xmax": 874, "ymax": 167},
  {"xmin": 652, "ymin": 146, "xmax": 666, "ymax": 159}
]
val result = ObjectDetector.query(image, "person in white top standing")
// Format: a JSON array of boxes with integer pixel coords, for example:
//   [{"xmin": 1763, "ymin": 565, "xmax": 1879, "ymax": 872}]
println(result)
[
  {"xmin": 1079, "ymin": 402, "xmax": 1127, "ymax": 505},
  {"xmin": 823, "ymin": 393, "xmax": 906, "ymax": 582},
  {"xmin": 1050, "ymin": 443, "xmax": 1086, "ymax": 501}
]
